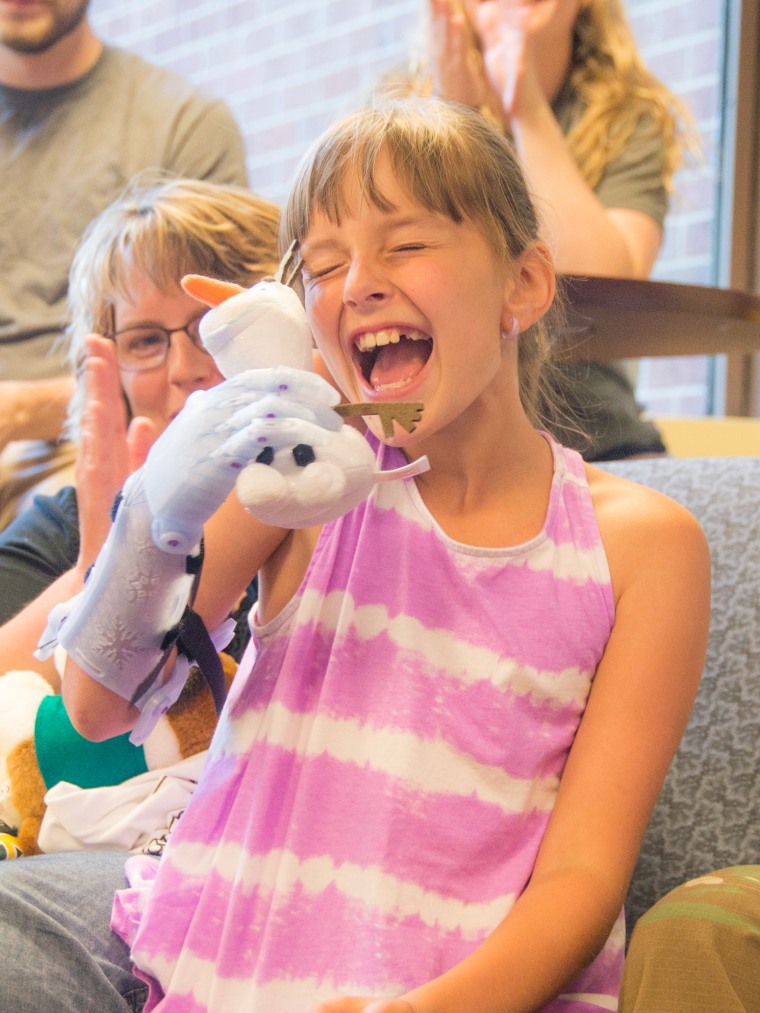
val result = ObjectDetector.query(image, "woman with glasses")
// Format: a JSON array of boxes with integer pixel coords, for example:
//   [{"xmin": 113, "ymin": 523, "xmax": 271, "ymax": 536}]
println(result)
[{"xmin": 0, "ymin": 174, "xmax": 280, "ymax": 680}]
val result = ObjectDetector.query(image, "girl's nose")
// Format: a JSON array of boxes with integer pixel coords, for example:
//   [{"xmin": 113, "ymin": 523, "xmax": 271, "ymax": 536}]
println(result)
[
  {"xmin": 343, "ymin": 255, "xmax": 389, "ymax": 309},
  {"xmin": 166, "ymin": 331, "xmax": 224, "ymax": 391}
]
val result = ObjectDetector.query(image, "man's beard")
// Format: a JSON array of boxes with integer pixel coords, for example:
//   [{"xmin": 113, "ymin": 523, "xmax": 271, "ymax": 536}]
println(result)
[{"xmin": 0, "ymin": 0, "xmax": 91, "ymax": 55}]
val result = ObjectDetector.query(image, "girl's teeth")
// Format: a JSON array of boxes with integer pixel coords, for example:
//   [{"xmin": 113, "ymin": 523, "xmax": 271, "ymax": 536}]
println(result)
[
  {"xmin": 357, "ymin": 328, "xmax": 427, "ymax": 350},
  {"xmin": 372, "ymin": 376, "xmax": 413, "ymax": 392}
]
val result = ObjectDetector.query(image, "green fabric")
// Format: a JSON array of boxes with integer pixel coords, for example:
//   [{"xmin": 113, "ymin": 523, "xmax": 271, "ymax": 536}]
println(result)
[
  {"xmin": 621, "ymin": 867, "xmax": 760, "ymax": 1013},
  {"xmin": 34, "ymin": 695, "xmax": 148, "ymax": 790}
]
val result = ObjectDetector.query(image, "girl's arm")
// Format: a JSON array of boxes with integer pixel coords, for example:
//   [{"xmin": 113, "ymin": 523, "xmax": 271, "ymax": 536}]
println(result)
[
  {"xmin": 0, "ymin": 564, "xmax": 85, "ymax": 689},
  {"xmin": 61, "ymin": 490, "xmax": 284, "ymax": 740},
  {"xmin": 61, "ymin": 278, "xmax": 347, "ymax": 741},
  {"xmin": 409, "ymin": 478, "xmax": 709, "ymax": 1013},
  {"xmin": 313, "ymin": 477, "xmax": 710, "ymax": 1013},
  {"xmin": 58, "ymin": 268, "xmax": 352, "ymax": 738}
]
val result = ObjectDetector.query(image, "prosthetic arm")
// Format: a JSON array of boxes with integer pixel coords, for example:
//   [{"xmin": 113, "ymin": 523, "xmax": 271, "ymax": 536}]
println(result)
[{"xmin": 36, "ymin": 362, "xmax": 345, "ymax": 743}]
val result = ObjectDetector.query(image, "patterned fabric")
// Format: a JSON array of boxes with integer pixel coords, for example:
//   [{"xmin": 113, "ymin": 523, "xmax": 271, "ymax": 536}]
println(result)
[
  {"xmin": 118, "ymin": 436, "xmax": 620, "ymax": 1011},
  {"xmin": 620, "ymin": 866, "xmax": 760, "ymax": 1011},
  {"xmin": 605, "ymin": 457, "xmax": 760, "ymax": 939}
]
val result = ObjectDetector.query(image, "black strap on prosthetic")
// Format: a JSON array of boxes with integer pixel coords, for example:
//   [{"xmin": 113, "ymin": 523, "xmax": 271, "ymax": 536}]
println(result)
[
  {"xmin": 129, "ymin": 537, "xmax": 228, "ymax": 715},
  {"xmin": 175, "ymin": 607, "xmax": 228, "ymax": 714}
]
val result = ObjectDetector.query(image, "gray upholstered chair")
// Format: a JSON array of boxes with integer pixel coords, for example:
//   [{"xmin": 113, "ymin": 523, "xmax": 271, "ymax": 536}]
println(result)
[{"xmin": 604, "ymin": 456, "xmax": 760, "ymax": 939}]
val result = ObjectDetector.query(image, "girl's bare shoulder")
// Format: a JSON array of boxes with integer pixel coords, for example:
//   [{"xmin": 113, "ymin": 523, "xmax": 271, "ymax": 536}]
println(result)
[
  {"xmin": 585, "ymin": 461, "xmax": 704, "ymax": 533},
  {"xmin": 584, "ymin": 462, "xmax": 710, "ymax": 599}
]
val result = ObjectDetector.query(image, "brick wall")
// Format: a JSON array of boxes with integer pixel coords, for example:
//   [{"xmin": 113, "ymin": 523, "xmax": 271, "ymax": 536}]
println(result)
[{"xmin": 90, "ymin": 0, "xmax": 727, "ymax": 415}]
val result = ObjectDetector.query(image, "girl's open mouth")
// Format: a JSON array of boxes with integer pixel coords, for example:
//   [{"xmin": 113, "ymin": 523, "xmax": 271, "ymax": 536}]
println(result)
[{"xmin": 354, "ymin": 327, "xmax": 432, "ymax": 392}]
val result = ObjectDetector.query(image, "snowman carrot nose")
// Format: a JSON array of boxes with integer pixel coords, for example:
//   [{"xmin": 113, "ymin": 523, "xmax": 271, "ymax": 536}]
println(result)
[{"xmin": 181, "ymin": 274, "xmax": 246, "ymax": 308}]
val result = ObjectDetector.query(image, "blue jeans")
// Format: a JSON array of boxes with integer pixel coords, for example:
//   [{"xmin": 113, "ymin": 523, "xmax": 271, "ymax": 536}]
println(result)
[{"xmin": 0, "ymin": 851, "xmax": 148, "ymax": 1012}]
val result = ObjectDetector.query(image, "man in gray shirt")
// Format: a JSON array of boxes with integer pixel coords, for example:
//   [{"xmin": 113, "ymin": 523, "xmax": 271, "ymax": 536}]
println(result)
[{"xmin": 0, "ymin": 0, "xmax": 248, "ymax": 527}]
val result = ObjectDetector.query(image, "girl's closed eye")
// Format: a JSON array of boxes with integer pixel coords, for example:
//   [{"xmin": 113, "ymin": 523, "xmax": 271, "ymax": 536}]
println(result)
[{"xmin": 303, "ymin": 261, "xmax": 342, "ymax": 282}]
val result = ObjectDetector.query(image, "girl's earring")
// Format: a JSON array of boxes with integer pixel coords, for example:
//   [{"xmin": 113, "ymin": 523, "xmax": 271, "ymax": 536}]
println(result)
[{"xmin": 501, "ymin": 318, "xmax": 520, "ymax": 342}]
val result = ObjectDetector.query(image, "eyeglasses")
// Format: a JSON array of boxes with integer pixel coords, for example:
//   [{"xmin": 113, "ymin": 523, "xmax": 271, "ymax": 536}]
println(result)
[{"xmin": 107, "ymin": 313, "xmax": 209, "ymax": 371}]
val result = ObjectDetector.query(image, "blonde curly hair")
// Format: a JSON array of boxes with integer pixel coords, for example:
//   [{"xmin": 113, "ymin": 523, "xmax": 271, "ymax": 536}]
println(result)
[
  {"xmin": 400, "ymin": 0, "xmax": 695, "ymax": 192},
  {"xmin": 564, "ymin": 0, "xmax": 695, "ymax": 191}
]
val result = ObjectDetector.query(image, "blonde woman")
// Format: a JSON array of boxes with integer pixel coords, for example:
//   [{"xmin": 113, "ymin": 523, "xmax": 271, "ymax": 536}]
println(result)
[
  {"xmin": 393, "ymin": 0, "xmax": 694, "ymax": 459},
  {"xmin": 0, "ymin": 175, "xmax": 280, "ymax": 676}
]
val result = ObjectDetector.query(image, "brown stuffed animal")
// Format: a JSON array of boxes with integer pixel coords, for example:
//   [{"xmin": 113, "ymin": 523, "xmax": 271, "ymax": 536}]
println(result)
[{"xmin": 0, "ymin": 655, "xmax": 236, "ymax": 858}]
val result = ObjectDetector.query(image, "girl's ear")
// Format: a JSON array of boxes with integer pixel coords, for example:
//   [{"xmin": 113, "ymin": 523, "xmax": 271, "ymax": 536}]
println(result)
[{"xmin": 501, "ymin": 242, "xmax": 556, "ymax": 335}]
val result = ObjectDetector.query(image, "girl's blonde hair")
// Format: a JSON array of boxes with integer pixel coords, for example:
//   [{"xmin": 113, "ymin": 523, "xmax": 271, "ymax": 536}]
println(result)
[
  {"xmin": 282, "ymin": 98, "xmax": 565, "ymax": 430},
  {"xmin": 403, "ymin": 0, "xmax": 694, "ymax": 191},
  {"xmin": 65, "ymin": 173, "xmax": 280, "ymax": 436}
]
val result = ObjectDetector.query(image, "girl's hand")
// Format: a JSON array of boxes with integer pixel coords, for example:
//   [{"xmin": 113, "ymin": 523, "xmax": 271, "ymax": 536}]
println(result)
[
  {"xmin": 309, "ymin": 997, "xmax": 416, "ymax": 1013},
  {"xmin": 75, "ymin": 335, "xmax": 157, "ymax": 569},
  {"xmin": 428, "ymin": 0, "xmax": 489, "ymax": 109},
  {"xmin": 475, "ymin": 0, "xmax": 556, "ymax": 119}
]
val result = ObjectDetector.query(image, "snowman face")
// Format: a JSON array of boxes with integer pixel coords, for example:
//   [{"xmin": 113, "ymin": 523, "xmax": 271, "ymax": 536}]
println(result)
[{"xmin": 235, "ymin": 424, "xmax": 377, "ymax": 529}]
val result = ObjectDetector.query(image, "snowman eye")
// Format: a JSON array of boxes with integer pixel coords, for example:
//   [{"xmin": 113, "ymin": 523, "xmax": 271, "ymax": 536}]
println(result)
[{"xmin": 292, "ymin": 444, "xmax": 316, "ymax": 467}]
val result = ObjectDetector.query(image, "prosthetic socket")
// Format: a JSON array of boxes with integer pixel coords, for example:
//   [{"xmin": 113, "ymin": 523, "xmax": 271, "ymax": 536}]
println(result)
[
  {"xmin": 37, "ymin": 279, "xmax": 428, "ymax": 744},
  {"xmin": 37, "ymin": 468, "xmax": 235, "ymax": 745}
]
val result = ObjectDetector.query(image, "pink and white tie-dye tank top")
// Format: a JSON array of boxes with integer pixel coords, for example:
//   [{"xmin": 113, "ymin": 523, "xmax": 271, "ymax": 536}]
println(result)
[{"xmin": 121, "ymin": 435, "xmax": 620, "ymax": 1012}]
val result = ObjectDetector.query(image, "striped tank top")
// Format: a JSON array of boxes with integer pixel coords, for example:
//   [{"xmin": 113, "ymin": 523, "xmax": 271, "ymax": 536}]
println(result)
[{"xmin": 122, "ymin": 435, "xmax": 621, "ymax": 1011}]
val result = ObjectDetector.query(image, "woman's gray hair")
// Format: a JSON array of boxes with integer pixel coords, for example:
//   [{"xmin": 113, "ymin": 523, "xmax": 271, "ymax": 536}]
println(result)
[{"xmin": 64, "ymin": 172, "xmax": 280, "ymax": 438}]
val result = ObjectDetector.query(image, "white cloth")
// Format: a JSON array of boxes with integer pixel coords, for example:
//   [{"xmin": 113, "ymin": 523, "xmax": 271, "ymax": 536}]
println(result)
[{"xmin": 38, "ymin": 752, "xmax": 207, "ymax": 855}]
